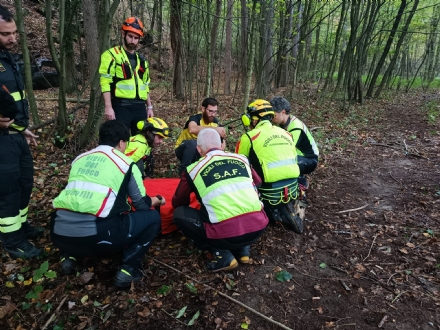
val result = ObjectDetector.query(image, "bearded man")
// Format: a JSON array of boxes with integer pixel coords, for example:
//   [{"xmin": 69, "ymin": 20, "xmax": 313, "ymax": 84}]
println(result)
[
  {"xmin": 175, "ymin": 97, "xmax": 226, "ymax": 173},
  {"xmin": 99, "ymin": 17, "xmax": 153, "ymax": 134}
]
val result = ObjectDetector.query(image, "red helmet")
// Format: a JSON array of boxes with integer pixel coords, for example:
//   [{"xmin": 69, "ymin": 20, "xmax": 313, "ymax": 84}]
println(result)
[{"xmin": 122, "ymin": 17, "xmax": 144, "ymax": 37}]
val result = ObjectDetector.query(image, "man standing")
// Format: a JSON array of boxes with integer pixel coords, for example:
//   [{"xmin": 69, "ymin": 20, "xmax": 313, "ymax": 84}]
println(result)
[
  {"xmin": 173, "ymin": 128, "xmax": 268, "ymax": 272},
  {"xmin": 0, "ymin": 5, "xmax": 42, "ymax": 259},
  {"xmin": 51, "ymin": 120, "xmax": 163, "ymax": 289},
  {"xmin": 270, "ymin": 96, "xmax": 319, "ymax": 186},
  {"xmin": 175, "ymin": 97, "xmax": 226, "ymax": 172},
  {"xmin": 99, "ymin": 17, "xmax": 153, "ymax": 134}
]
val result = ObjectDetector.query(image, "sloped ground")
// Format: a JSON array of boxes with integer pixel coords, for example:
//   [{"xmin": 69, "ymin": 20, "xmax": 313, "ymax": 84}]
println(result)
[{"xmin": 1, "ymin": 92, "xmax": 439, "ymax": 330}]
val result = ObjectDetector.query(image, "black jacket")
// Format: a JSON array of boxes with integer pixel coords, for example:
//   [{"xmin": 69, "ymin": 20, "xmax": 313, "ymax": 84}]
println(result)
[{"xmin": 0, "ymin": 50, "xmax": 29, "ymax": 131}]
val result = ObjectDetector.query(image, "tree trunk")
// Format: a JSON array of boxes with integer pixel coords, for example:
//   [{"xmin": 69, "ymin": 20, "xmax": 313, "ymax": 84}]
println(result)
[
  {"xmin": 366, "ymin": 0, "xmax": 407, "ymax": 98},
  {"xmin": 224, "ymin": 0, "xmax": 233, "ymax": 95},
  {"xmin": 240, "ymin": 0, "xmax": 248, "ymax": 92},
  {"xmin": 79, "ymin": 0, "xmax": 120, "ymax": 148},
  {"xmin": 242, "ymin": 0, "xmax": 257, "ymax": 110},
  {"xmin": 374, "ymin": 0, "xmax": 419, "ymax": 98},
  {"xmin": 14, "ymin": 0, "xmax": 40, "ymax": 124},
  {"xmin": 170, "ymin": 0, "xmax": 184, "ymax": 99}
]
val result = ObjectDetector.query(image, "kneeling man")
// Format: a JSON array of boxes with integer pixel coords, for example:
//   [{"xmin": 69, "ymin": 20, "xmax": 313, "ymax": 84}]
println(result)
[
  {"xmin": 172, "ymin": 128, "xmax": 268, "ymax": 271},
  {"xmin": 51, "ymin": 120, "xmax": 163, "ymax": 288}
]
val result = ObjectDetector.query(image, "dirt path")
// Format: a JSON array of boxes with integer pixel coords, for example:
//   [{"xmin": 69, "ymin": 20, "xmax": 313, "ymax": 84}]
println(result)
[{"xmin": 1, "ymin": 93, "xmax": 439, "ymax": 330}]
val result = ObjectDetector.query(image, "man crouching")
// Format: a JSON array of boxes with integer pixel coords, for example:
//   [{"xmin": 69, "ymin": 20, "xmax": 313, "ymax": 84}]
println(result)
[
  {"xmin": 172, "ymin": 128, "xmax": 268, "ymax": 271},
  {"xmin": 51, "ymin": 120, "xmax": 163, "ymax": 288}
]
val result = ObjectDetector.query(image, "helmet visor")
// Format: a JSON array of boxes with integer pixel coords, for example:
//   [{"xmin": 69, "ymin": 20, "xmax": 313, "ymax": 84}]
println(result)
[{"xmin": 123, "ymin": 21, "xmax": 142, "ymax": 31}]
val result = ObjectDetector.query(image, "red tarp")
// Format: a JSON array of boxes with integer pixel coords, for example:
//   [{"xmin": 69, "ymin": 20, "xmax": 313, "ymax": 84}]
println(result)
[{"xmin": 143, "ymin": 178, "xmax": 200, "ymax": 234}]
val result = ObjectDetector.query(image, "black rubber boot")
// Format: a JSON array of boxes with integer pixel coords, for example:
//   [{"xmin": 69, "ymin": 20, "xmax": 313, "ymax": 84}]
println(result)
[
  {"xmin": 206, "ymin": 249, "xmax": 238, "ymax": 272},
  {"xmin": 1, "ymin": 229, "xmax": 42, "ymax": 259},
  {"xmin": 114, "ymin": 265, "xmax": 143, "ymax": 289},
  {"xmin": 231, "ymin": 245, "xmax": 251, "ymax": 264},
  {"xmin": 60, "ymin": 255, "xmax": 77, "ymax": 275},
  {"xmin": 21, "ymin": 221, "xmax": 45, "ymax": 239}
]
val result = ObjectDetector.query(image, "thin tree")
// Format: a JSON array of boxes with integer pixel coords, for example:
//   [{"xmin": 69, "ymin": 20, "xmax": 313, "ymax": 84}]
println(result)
[
  {"xmin": 224, "ymin": 0, "xmax": 233, "ymax": 95},
  {"xmin": 13, "ymin": 0, "xmax": 40, "ymax": 124},
  {"xmin": 170, "ymin": 0, "xmax": 184, "ymax": 99},
  {"xmin": 366, "ymin": 0, "xmax": 408, "ymax": 98}
]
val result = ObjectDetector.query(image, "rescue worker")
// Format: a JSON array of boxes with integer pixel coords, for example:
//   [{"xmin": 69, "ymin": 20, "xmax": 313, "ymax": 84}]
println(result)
[
  {"xmin": 270, "ymin": 96, "xmax": 319, "ymax": 188},
  {"xmin": 0, "ymin": 5, "xmax": 43, "ymax": 260},
  {"xmin": 172, "ymin": 128, "xmax": 268, "ymax": 272},
  {"xmin": 50, "ymin": 120, "xmax": 163, "ymax": 289},
  {"xmin": 99, "ymin": 17, "xmax": 153, "ymax": 134},
  {"xmin": 125, "ymin": 117, "xmax": 170, "ymax": 178},
  {"xmin": 174, "ymin": 97, "xmax": 226, "ymax": 173},
  {"xmin": 235, "ymin": 99, "xmax": 303, "ymax": 232}
]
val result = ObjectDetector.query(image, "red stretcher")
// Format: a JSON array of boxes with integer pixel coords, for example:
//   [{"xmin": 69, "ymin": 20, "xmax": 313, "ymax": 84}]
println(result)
[{"xmin": 143, "ymin": 178, "xmax": 200, "ymax": 234}]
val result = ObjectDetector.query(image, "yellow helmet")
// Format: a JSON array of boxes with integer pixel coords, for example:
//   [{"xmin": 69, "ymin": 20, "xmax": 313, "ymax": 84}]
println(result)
[
  {"xmin": 241, "ymin": 99, "xmax": 274, "ymax": 126},
  {"xmin": 136, "ymin": 117, "xmax": 170, "ymax": 138}
]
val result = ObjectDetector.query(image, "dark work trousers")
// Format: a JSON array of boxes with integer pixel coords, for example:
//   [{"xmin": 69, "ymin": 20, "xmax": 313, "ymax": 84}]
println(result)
[
  {"xmin": 175, "ymin": 140, "xmax": 200, "ymax": 173},
  {"xmin": 297, "ymin": 155, "xmax": 318, "ymax": 175},
  {"xmin": 0, "ymin": 132, "xmax": 33, "ymax": 246},
  {"xmin": 173, "ymin": 206, "xmax": 264, "ymax": 251},
  {"xmin": 112, "ymin": 101, "xmax": 147, "ymax": 135},
  {"xmin": 50, "ymin": 210, "xmax": 161, "ymax": 268}
]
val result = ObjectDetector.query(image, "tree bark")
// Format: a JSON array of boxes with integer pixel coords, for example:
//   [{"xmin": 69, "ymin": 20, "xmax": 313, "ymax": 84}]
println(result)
[
  {"xmin": 170, "ymin": 0, "xmax": 184, "ymax": 99},
  {"xmin": 14, "ymin": 0, "xmax": 40, "ymax": 124},
  {"xmin": 366, "ymin": 0, "xmax": 408, "ymax": 98},
  {"xmin": 224, "ymin": 0, "xmax": 233, "ymax": 95}
]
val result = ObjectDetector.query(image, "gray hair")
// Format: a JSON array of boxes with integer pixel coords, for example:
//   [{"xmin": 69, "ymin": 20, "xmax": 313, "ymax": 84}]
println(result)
[
  {"xmin": 197, "ymin": 128, "xmax": 221, "ymax": 153},
  {"xmin": 270, "ymin": 96, "xmax": 291, "ymax": 114}
]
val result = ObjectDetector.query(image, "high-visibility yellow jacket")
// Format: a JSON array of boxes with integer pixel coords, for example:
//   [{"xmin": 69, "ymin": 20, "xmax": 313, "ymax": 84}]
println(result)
[
  {"xmin": 284, "ymin": 115, "xmax": 319, "ymax": 159},
  {"xmin": 235, "ymin": 120, "xmax": 300, "ymax": 183},
  {"xmin": 53, "ymin": 145, "xmax": 146, "ymax": 218},
  {"xmin": 125, "ymin": 134, "xmax": 151, "ymax": 163},
  {"xmin": 187, "ymin": 150, "xmax": 263, "ymax": 224},
  {"xmin": 99, "ymin": 46, "xmax": 150, "ymax": 100}
]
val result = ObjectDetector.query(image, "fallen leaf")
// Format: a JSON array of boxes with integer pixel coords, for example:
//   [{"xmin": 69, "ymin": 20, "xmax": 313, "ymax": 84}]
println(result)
[
  {"xmin": 399, "ymin": 248, "xmax": 409, "ymax": 254},
  {"xmin": 325, "ymin": 321, "xmax": 336, "ymax": 328},
  {"xmin": 81, "ymin": 295, "xmax": 88, "ymax": 305},
  {"xmin": 79, "ymin": 272, "xmax": 94, "ymax": 284},
  {"xmin": 424, "ymin": 256, "xmax": 436, "ymax": 262},
  {"xmin": 137, "ymin": 307, "xmax": 151, "ymax": 318},
  {"xmin": 273, "ymin": 266, "xmax": 282, "ymax": 273},
  {"xmin": 406, "ymin": 243, "xmax": 415, "ymax": 248},
  {"xmin": 0, "ymin": 302, "xmax": 14, "ymax": 319},
  {"xmin": 354, "ymin": 264, "xmax": 366, "ymax": 272},
  {"xmin": 23, "ymin": 278, "xmax": 32, "ymax": 286}
]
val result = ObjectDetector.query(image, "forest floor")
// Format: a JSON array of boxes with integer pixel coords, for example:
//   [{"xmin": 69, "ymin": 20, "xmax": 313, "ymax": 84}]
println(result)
[{"xmin": 0, "ymin": 88, "xmax": 439, "ymax": 330}]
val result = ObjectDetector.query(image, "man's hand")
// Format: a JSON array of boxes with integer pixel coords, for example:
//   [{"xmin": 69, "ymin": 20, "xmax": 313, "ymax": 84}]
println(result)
[
  {"xmin": 22, "ymin": 129, "xmax": 38, "ymax": 146},
  {"xmin": 151, "ymin": 196, "xmax": 165, "ymax": 207},
  {"xmin": 104, "ymin": 105, "xmax": 116, "ymax": 121},
  {"xmin": 0, "ymin": 117, "xmax": 13, "ymax": 129},
  {"xmin": 147, "ymin": 106, "xmax": 154, "ymax": 118},
  {"xmin": 215, "ymin": 126, "xmax": 227, "ymax": 138}
]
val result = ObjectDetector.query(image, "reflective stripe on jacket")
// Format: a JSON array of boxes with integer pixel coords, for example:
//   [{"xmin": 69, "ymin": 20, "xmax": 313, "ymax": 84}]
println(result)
[
  {"xmin": 236, "ymin": 120, "xmax": 300, "ymax": 183},
  {"xmin": 187, "ymin": 150, "xmax": 263, "ymax": 224},
  {"xmin": 0, "ymin": 51, "xmax": 28, "ymax": 131},
  {"xmin": 99, "ymin": 46, "xmax": 150, "ymax": 100},
  {"xmin": 285, "ymin": 115, "xmax": 319, "ymax": 158},
  {"xmin": 53, "ymin": 145, "xmax": 143, "ymax": 217},
  {"xmin": 125, "ymin": 134, "xmax": 151, "ymax": 163}
]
